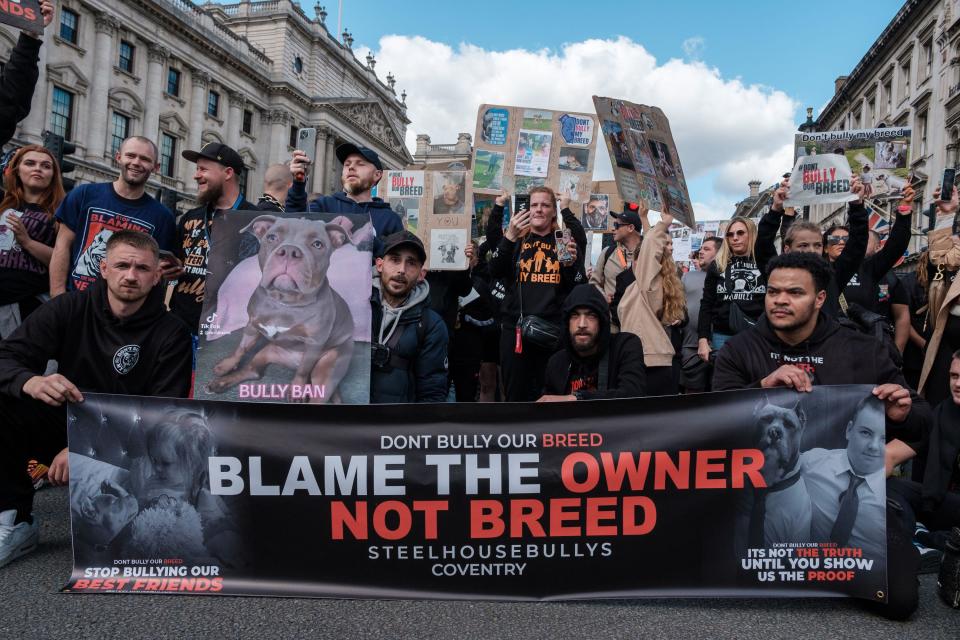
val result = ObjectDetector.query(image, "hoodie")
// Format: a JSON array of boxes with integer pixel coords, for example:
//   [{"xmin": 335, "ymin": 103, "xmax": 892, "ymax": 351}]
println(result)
[
  {"xmin": 369, "ymin": 278, "xmax": 448, "ymax": 403},
  {"xmin": 285, "ymin": 183, "xmax": 402, "ymax": 253},
  {"xmin": 542, "ymin": 284, "xmax": 647, "ymax": 400},
  {"xmin": 0, "ymin": 278, "xmax": 193, "ymax": 399},
  {"xmin": 713, "ymin": 313, "xmax": 930, "ymax": 447}
]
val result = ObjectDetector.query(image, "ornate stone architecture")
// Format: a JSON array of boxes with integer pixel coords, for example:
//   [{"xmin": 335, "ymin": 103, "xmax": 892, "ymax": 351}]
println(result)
[{"xmin": 0, "ymin": 0, "xmax": 413, "ymax": 209}]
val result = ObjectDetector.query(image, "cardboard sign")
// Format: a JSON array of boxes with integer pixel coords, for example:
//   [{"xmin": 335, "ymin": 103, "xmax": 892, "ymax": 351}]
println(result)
[
  {"xmin": 791, "ymin": 127, "xmax": 912, "ymax": 205},
  {"xmin": 471, "ymin": 104, "xmax": 599, "ymax": 213},
  {"xmin": 593, "ymin": 96, "xmax": 696, "ymax": 228},
  {"xmin": 784, "ymin": 153, "xmax": 857, "ymax": 208},
  {"xmin": 0, "ymin": 0, "xmax": 43, "ymax": 33}
]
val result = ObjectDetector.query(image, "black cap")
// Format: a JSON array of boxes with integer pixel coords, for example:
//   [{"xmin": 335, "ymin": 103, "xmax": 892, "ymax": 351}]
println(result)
[
  {"xmin": 381, "ymin": 230, "xmax": 426, "ymax": 263},
  {"xmin": 610, "ymin": 202, "xmax": 643, "ymax": 230},
  {"xmin": 336, "ymin": 142, "xmax": 383, "ymax": 171},
  {"xmin": 182, "ymin": 142, "xmax": 245, "ymax": 173}
]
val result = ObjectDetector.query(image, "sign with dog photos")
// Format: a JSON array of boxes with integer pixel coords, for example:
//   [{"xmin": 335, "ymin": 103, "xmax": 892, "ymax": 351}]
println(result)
[
  {"xmin": 194, "ymin": 210, "xmax": 373, "ymax": 404},
  {"xmin": 64, "ymin": 386, "xmax": 886, "ymax": 602}
]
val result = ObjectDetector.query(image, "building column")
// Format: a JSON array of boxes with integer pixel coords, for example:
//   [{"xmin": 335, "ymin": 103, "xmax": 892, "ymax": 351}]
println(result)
[
  {"xmin": 226, "ymin": 90, "xmax": 245, "ymax": 150},
  {"xmin": 86, "ymin": 13, "xmax": 118, "ymax": 160},
  {"xmin": 268, "ymin": 109, "xmax": 290, "ymax": 164},
  {"xmin": 322, "ymin": 132, "xmax": 336, "ymax": 194},
  {"xmin": 311, "ymin": 127, "xmax": 329, "ymax": 194},
  {"xmin": 143, "ymin": 45, "xmax": 168, "ymax": 144},
  {"xmin": 20, "ymin": 37, "xmax": 48, "ymax": 142},
  {"xmin": 183, "ymin": 70, "xmax": 210, "ymax": 185}
]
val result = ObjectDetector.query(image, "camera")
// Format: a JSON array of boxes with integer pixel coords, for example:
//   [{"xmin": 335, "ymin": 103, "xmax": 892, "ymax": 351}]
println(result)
[{"xmin": 371, "ymin": 343, "xmax": 392, "ymax": 369}]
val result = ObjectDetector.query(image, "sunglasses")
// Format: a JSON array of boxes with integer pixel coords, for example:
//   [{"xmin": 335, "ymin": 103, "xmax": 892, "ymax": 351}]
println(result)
[
  {"xmin": 826, "ymin": 235, "xmax": 849, "ymax": 245},
  {"xmin": 725, "ymin": 230, "xmax": 747, "ymax": 238},
  {"xmin": 613, "ymin": 222, "xmax": 631, "ymax": 229}
]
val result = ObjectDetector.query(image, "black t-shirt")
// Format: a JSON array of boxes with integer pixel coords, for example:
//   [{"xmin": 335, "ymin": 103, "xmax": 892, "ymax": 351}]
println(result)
[
  {"xmin": 842, "ymin": 268, "xmax": 906, "ymax": 321},
  {"xmin": 568, "ymin": 356, "xmax": 600, "ymax": 394},
  {"xmin": 515, "ymin": 233, "xmax": 565, "ymax": 322}
]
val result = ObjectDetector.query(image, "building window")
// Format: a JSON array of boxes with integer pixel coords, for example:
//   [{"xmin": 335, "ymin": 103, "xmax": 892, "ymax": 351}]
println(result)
[
  {"xmin": 850, "ymin": 111, "xmax": 859, "ymax": 130},
  {"xmin": 883, "ymin": 78, "xmax": 892, "ymax": 115},
  {"xmin": 118, "ymin": 41, "xmax": 135, "ymax": 74},
  {"xmin": 166, "ymin": 68, "xmax": 181, "ymax": 97},
  {"xmin": 922, "ymin": 38, "xmax": 933, "ymax": 79},
  {"xmin": 110, "ymin": 112, "xmax": 130, "ymax": 155},
  {"xmin": 60, "ymin": 9, "xmax": 79, "ymax": 44},
  {"xmin": 289, "ymin": 125, "xmax": 298, "ymax": 149},
  {"xmin": 293, "ymin": 56, "xmax": 304, "ymax": 74},
  {"xmin": 238, "ymin": 166, "xmax": 250, "ymax": 198},
  {"xmin": 50, "ymin": 87, "xmax": 74, "ymax": 140},
  {"xmin": 866, "ymin": 96, "xmax": 875, "ymax": 126},
  {"xmin": 207, "ymin": 90, "xmax": 220, "ymax": 117},
  {"xmin": 917, "ymin": 110, "xmax": 928, "ymax": 157},
  {"xmin": 242, "ymin": 109, "xmax": 253, "ymax": 134},
  {"xmin": 160, "ymin": 133, "xmax": 177, "ymax": 178},
  {"xmin": 898, "ymin": 58, "xmax": 911, "ymax": 102}
]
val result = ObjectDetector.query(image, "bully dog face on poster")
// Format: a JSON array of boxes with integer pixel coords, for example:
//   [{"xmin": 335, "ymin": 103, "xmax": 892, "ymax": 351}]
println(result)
[{"xmin": 194, "ymin": 210, "xmax": 373, "ymax": 404}]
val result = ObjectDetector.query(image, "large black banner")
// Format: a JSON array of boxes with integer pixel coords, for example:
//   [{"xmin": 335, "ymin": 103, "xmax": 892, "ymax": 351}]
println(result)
[{"xmin": 64, "ymin": 386, "xmax": 887, "ymax": 602}]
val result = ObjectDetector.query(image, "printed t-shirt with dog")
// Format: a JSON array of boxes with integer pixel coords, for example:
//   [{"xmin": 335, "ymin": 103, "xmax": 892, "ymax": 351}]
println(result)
[{"xmin": 55, "ymin": 183, "xmax": 176, "ymax": 291}]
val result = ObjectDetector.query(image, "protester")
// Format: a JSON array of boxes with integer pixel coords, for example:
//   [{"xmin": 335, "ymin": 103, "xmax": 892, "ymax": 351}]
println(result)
[
  {"xmin": 697, "ymin": 216, "xmax": 763, "ymax": 362},
  {"xmin": 615, "ymin": 207, "xmax": 686, "ymax": 395},
  {"xmin": 589, "ymin": 202, "xmax": 647, "ymax": 304},
  {"xmin": 888, "ymin": 350, "xmax": 960, "ymax": 556},
  {"xmin": 488, "ymin": 186, "xmax": 584, "ymax": 401},
  {"xmin": 370, "ymin": 230, "xmax": 448, "ymax": 403},
  {"xmin": 286, "ymin": 143, "xmax": 402, "ymax": 250},
  {"xmin": 0, "ymin": 145, "xmax": 65, "ymax": 315},
  {"xmin": 919, "ymin": 185, "xmax": 960, "ymax": 407},
  {"xmin": 539, "ymin": 283, "xmax": 645, "ymax": 401},
  {"xmin": 49, "ymin": 137, "xmax": 179, "ymax": 295},
  {"xmin": 257, "ymin": 163, "xmax": 294, "ymax": 212},
  {"xmin": 448, "ymin": 240, "xmax": 499, "ymax": 401},
  {"xmin": 901, "ymin": 251, "xmax": 930, "ymax": 391},
  {"xmin": 680, "ymin": 236, "xmax": 721, "ymax": 392},
  {"xmin": 713, "ymin": 251, "xmax": 930, "ymax": 620},
  {"xmin": 168, "ymin": 141, "xmax": 257, "ymax": 332},
  {"xmin": 0, "ymin": 0, "xmax": 54, "ymax": 148},
  {"xmin": 0, "ymin": 231, "xmax": 192, "ymax": 569}
]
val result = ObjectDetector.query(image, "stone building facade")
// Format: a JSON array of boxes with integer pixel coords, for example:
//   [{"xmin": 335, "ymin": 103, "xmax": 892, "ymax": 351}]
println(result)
[{"xmin": 0, "ymin": 0, "xmax": 413, "ymax": 210}]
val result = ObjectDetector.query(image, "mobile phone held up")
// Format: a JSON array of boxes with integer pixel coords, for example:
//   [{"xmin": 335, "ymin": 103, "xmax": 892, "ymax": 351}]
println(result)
[
  {"xmin": 555, "ymin": 229, "xmax": 573, "ymax": 264},
  {"xmin": 295, "ymin": 127, "xmax": 317, "ymax": 180},
  {"xmin": 942, "ymin": 168, "xmax": 956, "ymax": 202},
  {"xmin": 514, "ymin": 194, "xmax": 530, "ymax": 215}
]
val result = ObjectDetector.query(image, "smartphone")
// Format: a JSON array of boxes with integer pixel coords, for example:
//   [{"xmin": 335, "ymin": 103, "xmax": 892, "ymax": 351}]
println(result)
[
  {"xmin": 555, "ymin": 229, "xmax": 572, "ymax": 263},
  {"xmin": 295, "ymin": 127, "xmax": 317, "ymax": 181},
  {"xmin": 514, "ymin": 194, "xmax": 530, "ymax": 214},
  {"xmin": 942, "ymin": 168, "xmax": 956, "ymax": 202}
]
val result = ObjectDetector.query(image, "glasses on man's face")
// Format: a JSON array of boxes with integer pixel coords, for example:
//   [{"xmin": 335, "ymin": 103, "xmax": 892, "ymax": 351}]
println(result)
[
  {"xmin": 613, "ymin": 222, "xmax": 627, "ymax": 229},
  {"xmin": 826, "ymin": 235, "xmax": 849, "ymax": 246},
  {"xmin": 725, "ymin": 230, "xmax": 747, "ymax": 239}
]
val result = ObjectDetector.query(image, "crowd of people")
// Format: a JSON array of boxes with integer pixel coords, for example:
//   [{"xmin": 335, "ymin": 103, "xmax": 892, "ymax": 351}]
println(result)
[{"xmin": 0, "ymin": 4, "xmax": 958, "ymax": 621}]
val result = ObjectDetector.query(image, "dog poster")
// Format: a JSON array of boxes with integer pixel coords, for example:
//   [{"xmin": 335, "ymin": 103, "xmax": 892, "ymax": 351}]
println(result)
[
  {"xmin": 194, "ymin": 210, "xmax": 372, "ymax": 404},
  {"xmin": 471, "ymin": 103, "xmax": 599, "ymax": 210},
  {"xmin": 593, "ymin": 96, "xmax": 695, "ymax": 228},
  {"xmin": 430, "ymin": 228, "xmax": 468, "ymax": 270}
]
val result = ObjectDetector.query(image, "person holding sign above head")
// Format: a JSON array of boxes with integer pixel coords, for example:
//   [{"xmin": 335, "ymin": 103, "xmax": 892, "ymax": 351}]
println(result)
[
  {"xmin": 286, "ymin": 143, "xmax": 402, "ymax": 256},
  {"xmin": 0, "ymin": 0, "xmax": 54, "ymax": 148},
  {"xmin": 488, "ymin": 186, "xmax": 585, "ymax": 402}
]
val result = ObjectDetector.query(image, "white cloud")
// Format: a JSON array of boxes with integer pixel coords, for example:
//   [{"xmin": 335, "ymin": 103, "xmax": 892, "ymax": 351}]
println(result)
[
  {"xmin": 371, "ymin": 35, "xmax": 798, "ymax": 207},
  {"xmin": 682, "ymin": 36, "xmax": 705, "ymax": 61}
]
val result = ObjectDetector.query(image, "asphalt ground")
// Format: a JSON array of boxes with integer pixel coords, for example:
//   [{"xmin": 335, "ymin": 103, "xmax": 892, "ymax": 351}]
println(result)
[{"xmin": 2, "ymin": 486, "xmax": 957, "ymax": 640}]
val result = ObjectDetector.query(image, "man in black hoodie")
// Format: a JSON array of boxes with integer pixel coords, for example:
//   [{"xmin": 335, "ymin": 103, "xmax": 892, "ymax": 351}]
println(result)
[
  {"xmin": 539, "ymin": 284, "xmax": 646, "ymax": 401},
  {"xmin": 713, "ymin": 251, "xmax": 930, "ymax": 620},
  {"xmin": 0, "ymin": 231, "xmax": 192, "ymax": 569}
]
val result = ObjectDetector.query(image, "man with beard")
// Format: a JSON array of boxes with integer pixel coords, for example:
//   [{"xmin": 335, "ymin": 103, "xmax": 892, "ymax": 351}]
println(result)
[
  {"xmin": 169, "ymin": 142, "xmax": 257, "ymax": 332},
  {"xmin": 713, "ymin": 251, "xmax": 930, "ymax": 620},
  {"xmin": 538, "ymin": 284, "xmax": 646, "ymax": 401},
  {"xmin": 286, "ymin": 143, "xmax": 402, "ymax": 254},
  {"xmin": 0, "ymin": 231, "xmax": 191, "ymax": 568},
  {"xmin": 370, "ymin": 231, "xmax": 448, "ymax": 403},
  {"xmin": 49, "ymin": 137, "xmax": 178, "ymax": 294}
]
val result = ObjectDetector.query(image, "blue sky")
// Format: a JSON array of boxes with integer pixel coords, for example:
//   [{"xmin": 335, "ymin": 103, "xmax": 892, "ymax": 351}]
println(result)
[{"xmin": 219, "ymin": 1, "xmax": 906, "ymax": 218}]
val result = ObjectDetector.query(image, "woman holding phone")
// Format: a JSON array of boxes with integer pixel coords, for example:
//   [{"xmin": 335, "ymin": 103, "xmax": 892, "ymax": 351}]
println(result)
[
  {"xmin": 488, "ymin": 186, "xmax": 584, "ymax": 401},
  {"xmin": 0, "ymin": 145, "xmax": 65, "ymax": 317}
]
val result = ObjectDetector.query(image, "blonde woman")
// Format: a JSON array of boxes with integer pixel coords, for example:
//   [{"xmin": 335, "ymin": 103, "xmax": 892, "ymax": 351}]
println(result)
[
  {"xmin": 697, "ymin": 216, "xmax": 763, "ymax": 362},
  {"xmin": 616, "ymin": 204, "xmax": 686, "ymax": 394}
]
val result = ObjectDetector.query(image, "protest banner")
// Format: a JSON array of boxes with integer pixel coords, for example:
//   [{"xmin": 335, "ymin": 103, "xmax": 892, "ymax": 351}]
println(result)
[
  {"xmin": 193, "ymin": 210, "xmax": 372, "ymax": 404},
  {"xmin": 592, "ymin": 96, "xmax": 695, "ymax": 228},
  {"xmin": 380, "ymin": 170, "xmax": 472, "ymax": 270},
  {"xmin": 472, "ymin": 104, "xmax": 599, "ymax": 216},
  {"xmin": 0, "ymin": 0, "xmax": 43, "ymax": 33},
  {"xmin": 64, "ymin": 386, "xmax": 886, "ymax": 603},
  {"xmin": 786, "ymin": 127, "xmax": 912, "ymax": 207}
]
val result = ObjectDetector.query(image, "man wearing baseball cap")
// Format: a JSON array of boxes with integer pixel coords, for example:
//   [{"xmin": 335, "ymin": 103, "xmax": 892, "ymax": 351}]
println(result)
[
  {"xmin": 589, "ymin": 202, "xmax": 648, "ymax": 305},
  {"xmin": 168, "ymin": 142, "xmax": 258, "ymax": 332},
  {"xmin": 286, "ymin": 142, "xmax": 402, "ymax": 253},
  {"xmin": 370, "ymin": 230, "xmax": 448, "ymax": 403}
]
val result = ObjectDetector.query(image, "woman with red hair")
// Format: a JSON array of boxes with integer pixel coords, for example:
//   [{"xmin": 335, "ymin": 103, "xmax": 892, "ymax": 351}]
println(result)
[{"xmin": 0, "ymin": 145, "xmax": 65, "ymax": 312}]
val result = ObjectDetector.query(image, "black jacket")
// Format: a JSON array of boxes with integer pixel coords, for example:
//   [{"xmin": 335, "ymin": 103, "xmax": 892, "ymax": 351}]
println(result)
[
  {"xmin": 0, "ymin": 33, "xmax": 41, "ymax": 147},
  {"xmin": 839, "ymin": 209, "xmax": 913, "ymax": 316},
  {"xmin": 713, "ymin": 313, "xmax": 930, "ymax": 446},
  {"xmin": 921, "ymin": 400, "xmax": 960, "ymax": 511},
  {"xmin": 543, "ymin": 284, "xmax": 646, "ymax": 399},
  {"xmin": 697, "ymin": 254, "xmax": 765, "ymax": 339},
  {"xmin": 0, "ymin": 278, "xmax": 192, "ymax": 399}
]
